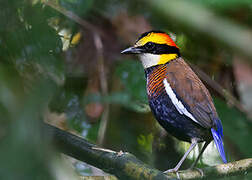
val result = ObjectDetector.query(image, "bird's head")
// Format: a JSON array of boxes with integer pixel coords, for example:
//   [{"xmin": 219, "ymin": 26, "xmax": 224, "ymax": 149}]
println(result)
[{"xmin": 121, "ymin": 31, "xmax": 180, "ymax": 69}]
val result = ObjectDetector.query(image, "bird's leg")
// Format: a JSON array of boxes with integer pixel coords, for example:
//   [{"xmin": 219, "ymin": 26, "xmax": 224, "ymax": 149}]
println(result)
[
  {"xmin": 164, "ymin": 139, "xmax": 198, "ymax": 173},
  {"xmin": 190, "ymin": 141, "xmax": 211, "ymax": 169}
]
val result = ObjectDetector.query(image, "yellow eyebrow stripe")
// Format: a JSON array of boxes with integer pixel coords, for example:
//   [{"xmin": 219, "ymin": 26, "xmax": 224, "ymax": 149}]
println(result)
[{"xmin": 135, "ymin": 32, "xmax": 178, "ymax": 48}]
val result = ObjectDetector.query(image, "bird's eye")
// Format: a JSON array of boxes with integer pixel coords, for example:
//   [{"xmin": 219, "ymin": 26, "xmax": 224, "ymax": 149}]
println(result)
[{"xmin": 145, "ymin": 42, "xmax": 155, "ymax": 50}]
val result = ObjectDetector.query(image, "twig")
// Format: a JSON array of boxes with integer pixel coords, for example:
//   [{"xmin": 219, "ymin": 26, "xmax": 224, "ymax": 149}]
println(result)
[
  {"xmin": 93, "ymin": 33, "xmax": 110, "ymax": 145},
  {"xmin": 44, "ymin": 123, "xmax": 252, "ymax": 180},
  {"xmin": 44, "ymin": 0, "xmax": 111, "ymax": 144},
  {"xmin": 43, "ymin": 0, "xmax": 106, "ymax": 37}
]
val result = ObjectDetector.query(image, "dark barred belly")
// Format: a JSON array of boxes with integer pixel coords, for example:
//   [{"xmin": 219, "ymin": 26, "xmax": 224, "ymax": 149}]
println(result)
[{"xmin": 148, "ymin": 94, "xmax": 211, "ymax": 142}]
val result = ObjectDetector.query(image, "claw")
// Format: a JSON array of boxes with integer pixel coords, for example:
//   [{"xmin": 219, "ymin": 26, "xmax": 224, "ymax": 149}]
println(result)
[
  {"xmin": 163, "ymin": 169, "xmax": 180, "ymax": 179},
  {"xmin": 176, "ymin": 171, "xmax": 180, "ymax": 179},
  {"xmin": 194, "ymin": 167, "xmax": 204, "ymax": 177},
  {"xmin": 188, "ymin": 167, "xmax": 204, "ymax": 177},
  {"xmin": 163, "ymin": 168, "xmax": 177, "ymax": 173}
]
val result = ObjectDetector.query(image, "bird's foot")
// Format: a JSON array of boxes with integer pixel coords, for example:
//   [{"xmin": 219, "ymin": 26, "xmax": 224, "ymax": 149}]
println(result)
[
  {"xmin": 163, "ymin": 168, "xmax": 177, "ymax": 173},
  {"xmin": 163, "ymin": 168, "xmax": 180, "ymax": 179},
  {"xmin": 188, "ymin": 167, "xmax": 204, "ymax": 177}
]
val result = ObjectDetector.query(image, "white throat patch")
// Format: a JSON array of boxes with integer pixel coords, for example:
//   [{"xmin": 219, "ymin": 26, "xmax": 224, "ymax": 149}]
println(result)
[
  {"xmin": 139, "ymin": 53, "xmax": 160, "ymax": 69},
  {"xmin": 163, "ymin": 78, "xmax": 200, "ymax": 125}
]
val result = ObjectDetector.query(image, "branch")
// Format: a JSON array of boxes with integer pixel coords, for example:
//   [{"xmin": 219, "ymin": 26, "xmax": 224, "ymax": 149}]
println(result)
[
  {"xmin": 44, "ymin": 123, "xmax": 169, "ymax": 180},
  {"xmin": 44, "ymin": 123, "xmax": 252, "ymax": 180},
  {"xmin": 43, "ymin": 0, "xmax": 106, "ymax": 38},
  {"xmin": 167, "ymin": 159, "xmax": 252, "ymax": 179}
]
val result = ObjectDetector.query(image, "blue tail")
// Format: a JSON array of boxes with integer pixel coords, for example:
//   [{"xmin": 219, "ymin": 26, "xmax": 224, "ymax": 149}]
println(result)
[{"xmin": 211, "ymin": 119, "xmax": 227, "ymax": 163}]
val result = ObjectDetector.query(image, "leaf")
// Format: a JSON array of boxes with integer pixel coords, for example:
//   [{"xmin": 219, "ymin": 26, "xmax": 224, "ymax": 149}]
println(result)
[{"xmin": 1, "ymin": 3, "xmax": 64, "ymax": 83}]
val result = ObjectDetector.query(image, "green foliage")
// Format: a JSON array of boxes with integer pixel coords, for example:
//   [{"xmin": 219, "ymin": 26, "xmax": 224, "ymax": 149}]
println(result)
[
  {"xmin": 84, "ymin": 92, "xmax": 150, "ymax": 113},
  {"xmin": 86, "ymin": 121, "xmax": 100, "ymax": 143},
  {"xmin": 59, "ymin": 0, "xmax": 94, "ymax": 16},
  {"xmin": 0, "ymin": 1, "xmax": 63, "ymax": 179},
  {"xmin": 49, "ymin": 77, "xmax": 93, "ymax": 133},
  {"xmin": 190, "ymin": 0, "xmax": 252, "ymax": 9},
  {"xmin": 115, "ymin": 59, "xmax": 148, "ymax": 104},
  {"xmin": 1, "ymin": 2, "xmax": 64, "ymax": 81},
  {"xmin": 137, "ymin": 133, "xmax": 154, "ymax": 154},
  {"xmin": 81, "ymin": 59, "xmax": 150, "ymax": 113},
  {"xmin": 0, "ymin": 68, "xmax": 57, "ymax": 180}
]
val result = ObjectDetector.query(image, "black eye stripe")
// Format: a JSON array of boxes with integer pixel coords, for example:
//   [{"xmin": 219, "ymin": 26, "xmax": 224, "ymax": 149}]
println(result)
[
  {"xmin": 145, "ymin": 42, "xmax": 155, "ymax": 50},
  {"xmin": 140, "ymin": 43, "xmax": 180, "ymax": 55}
]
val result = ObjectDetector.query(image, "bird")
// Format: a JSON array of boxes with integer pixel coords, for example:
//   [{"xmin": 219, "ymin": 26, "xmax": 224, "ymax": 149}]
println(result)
[{"xmin": 121, "ymin": 30, "xmax": 227, "ymax": 173}]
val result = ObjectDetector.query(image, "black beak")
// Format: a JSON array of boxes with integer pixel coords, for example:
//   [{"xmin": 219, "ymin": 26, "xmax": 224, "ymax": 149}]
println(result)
[{"xmin": 121, "ymin": 46, "xmax": 143, "ymax": 54}]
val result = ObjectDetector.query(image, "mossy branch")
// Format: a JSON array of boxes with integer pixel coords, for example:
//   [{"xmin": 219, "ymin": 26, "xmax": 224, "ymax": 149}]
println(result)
[
  {"xmin": 44, "ymin": 123, "xmax": 252, "ymax": 180},
  {"xmin": 167, "ymin": 158, "xmax": 252, "ymax": 179},
  {"xmin": 44, "ymin": 123, "xmax": 168, "ymax": 180}
]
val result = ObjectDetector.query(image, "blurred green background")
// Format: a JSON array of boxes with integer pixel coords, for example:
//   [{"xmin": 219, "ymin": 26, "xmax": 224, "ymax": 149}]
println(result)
[{"xmin": 0, "ymin": 0, "xmax": 251, "ymax": 179}]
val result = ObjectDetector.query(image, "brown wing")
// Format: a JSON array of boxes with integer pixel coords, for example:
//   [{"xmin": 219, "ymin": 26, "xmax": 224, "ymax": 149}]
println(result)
[{"xmin": 165, "ymin": 57, "xmax": 217, "ymax": 129}]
